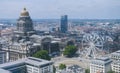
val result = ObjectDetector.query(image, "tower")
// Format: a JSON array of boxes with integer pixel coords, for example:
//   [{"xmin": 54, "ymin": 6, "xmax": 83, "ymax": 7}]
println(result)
[{"xmin": 60, "ymin": 15, "xmax": 68, "ymax": 33}]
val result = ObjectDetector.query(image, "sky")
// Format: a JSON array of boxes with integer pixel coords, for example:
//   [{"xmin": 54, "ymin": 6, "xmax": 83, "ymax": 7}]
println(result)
[{"xmin": 0, "ymin": 0, "xmax": 120, "ymax": 19}]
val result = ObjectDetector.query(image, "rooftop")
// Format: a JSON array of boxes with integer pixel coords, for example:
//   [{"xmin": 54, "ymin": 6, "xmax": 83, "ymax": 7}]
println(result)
[
  {"xmin": 111, "ymin": 50, "xmax": 120, "ymax": 56},
  {"xmin": 116, "ymin": 50, "xmax": 120, "ymax": 53},
  {"xmin": 112, "ymin": 61, "xmax": 120, "ymax": 65},
  {"xmin": 91, "ymin": 57, "xmax": 112, "ymax": 65},
  {"xmin": 97, "ymin": 57, "xmax": 110, "ymax": 61},
  {"xmin": 67, "ymin": 65, "xmax": 84, "ymax": 73},
  {"xmin": 0, "ymin": 57, "xmax": 53, "ymax": 73}
]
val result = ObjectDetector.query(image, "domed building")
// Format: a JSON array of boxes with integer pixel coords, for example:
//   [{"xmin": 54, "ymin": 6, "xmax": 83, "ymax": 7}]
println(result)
[
  {"xmin": 7, "ymin": 8, "xmax": 41, "ymax": 61},
  {"xmin": 13, "ymin": 8, "xmax": 35, "ymax": 42},
  {"xmin": 4, "ymin": 8, "xmax": 61, "ymax": 61},
  {"xmin": 17, "ymin": 8, "xmax": 34, "ymax": 33}
]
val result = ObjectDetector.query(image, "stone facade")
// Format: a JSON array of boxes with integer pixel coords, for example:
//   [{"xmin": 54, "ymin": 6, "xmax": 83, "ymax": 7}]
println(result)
[
  {"xmin": 7, "ymin": 8, "xmax": 40, "ymax": 61},
  {"xmin": 1, "ymin": 8, "xmax": 61, "ymax": 62}
]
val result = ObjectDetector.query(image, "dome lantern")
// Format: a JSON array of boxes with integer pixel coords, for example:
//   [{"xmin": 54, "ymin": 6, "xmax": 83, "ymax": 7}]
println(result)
[{"xmin": 20, "ymin": 8, "xmax": 29, "ymax": 16}]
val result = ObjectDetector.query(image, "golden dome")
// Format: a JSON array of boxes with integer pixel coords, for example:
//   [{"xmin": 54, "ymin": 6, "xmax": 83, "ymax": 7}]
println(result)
[{"xmin": 20, "ymin": 8, "xmax": 29, "ymax": 16}]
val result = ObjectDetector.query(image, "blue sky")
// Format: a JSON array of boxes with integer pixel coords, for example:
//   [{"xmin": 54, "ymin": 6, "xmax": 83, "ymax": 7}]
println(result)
[{"xmin": 0, "ymin": 0, "xmax": 120, "ymax": 19}]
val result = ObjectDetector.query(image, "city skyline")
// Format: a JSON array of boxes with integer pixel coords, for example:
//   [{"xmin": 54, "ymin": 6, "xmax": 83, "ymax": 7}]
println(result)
[
  {"xmin": 0, "ymin": 1, "xmax": 120, "ymax": 73},
  {"xmin": 0, "ymin": 0, "xmax": 120, "ymax": 19}
]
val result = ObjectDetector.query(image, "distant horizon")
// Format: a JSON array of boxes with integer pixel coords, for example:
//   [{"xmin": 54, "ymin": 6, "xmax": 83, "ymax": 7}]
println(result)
[{"xmin": 0, "ymin": 18, "xmax": 120, "ymax": 20}]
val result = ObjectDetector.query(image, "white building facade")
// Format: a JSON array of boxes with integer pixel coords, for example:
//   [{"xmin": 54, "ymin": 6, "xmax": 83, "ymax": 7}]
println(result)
[
  {"xmin": 111, "ymin": 50, "xmax": 120, "ymax": 73},
  {"xmin": 90, "ymin": 57, "xmax": 112, "ymax": 73},
  {"xmin": 111, "ymin": 61, "xmax": 120, "ymax": 73},
  {"xmin": 111, "ymin": 50, "xmax": 120, "ymax": 61}
]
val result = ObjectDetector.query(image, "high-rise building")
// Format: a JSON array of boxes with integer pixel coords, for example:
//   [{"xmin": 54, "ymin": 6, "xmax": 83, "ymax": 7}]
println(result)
[
  {"xmin": 0, "ymin": 57, "xmax": 53, "ymax": 73},
  {"xmin": 60, "ymin": 15, "xmax": 68, "ymax": 33},
  {"xmin": 90, "ymin": 57, "xmax": 112, "ymax": 73}
]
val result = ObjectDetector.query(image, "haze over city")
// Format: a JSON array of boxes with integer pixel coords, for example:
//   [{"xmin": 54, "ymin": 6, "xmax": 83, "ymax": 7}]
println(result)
[
  {"xmin": 0, "ymin": 0, "xmax": 120, "ymax": 73},
  {"xmin": 0, "ymin": 0, "xmax": 120, "ymax": 19}
]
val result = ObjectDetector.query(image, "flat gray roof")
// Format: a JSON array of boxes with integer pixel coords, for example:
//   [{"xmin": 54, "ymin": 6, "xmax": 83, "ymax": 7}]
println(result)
[
  {"xmin": 0, "ymin": 57, "xmax": 53, "ymax": 72},
  {"xmin": 91, "ymin": 57, "xmax": 112, "ymax": 65},
  {"xmin": 25, "ymin": 57, "xmax": 53, "ymax": 67},
  {"xmin": 111, "ymin": 50, "xmax": 120, "ymax": 56}
]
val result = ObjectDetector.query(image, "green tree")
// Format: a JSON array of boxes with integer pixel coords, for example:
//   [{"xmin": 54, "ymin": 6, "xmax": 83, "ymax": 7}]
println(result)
[
  {"xmin": 59, "ymin": 64, "xmax": 66, "ymax": 70},
  {"xmin": 85, "ymin": 69, "xmax": 90, "ymax": 73},
  {"xmin": 63, "ymin": 45, "xmax": 77, "ymax": 57},
  {"xmin": 107, "ymin": 70, "xmax": 115, "ymax": 73},
  {"xmin": 33, "ymin": 50, "xmax": 51, "ymax": 60}
]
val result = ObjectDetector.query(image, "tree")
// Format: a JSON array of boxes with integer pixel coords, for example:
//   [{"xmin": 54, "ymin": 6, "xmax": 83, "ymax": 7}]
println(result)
[
  {"xmin": 63, "ymin": 45, "xmax": 77, "ymax": 57},
  {"xmin": 107, "ymin": 70, "xmax": 115, "ymax": 73},
  {"xmin": 59, "ymin": 64, "xmax": 66, "ymax": 70},
  {"xmin": 85, "ymin": 69, "xmax": 90, "ymax": 73},
  {"xmin": 33, "ymin": 50, "xmax": 51, "ymax": 60}
]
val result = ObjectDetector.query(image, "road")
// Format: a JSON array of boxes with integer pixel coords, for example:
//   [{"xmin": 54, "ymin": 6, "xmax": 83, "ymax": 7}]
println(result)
[{"xmin": 51, "ymin": 56, "xmax": 90, "ymax": 69}]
